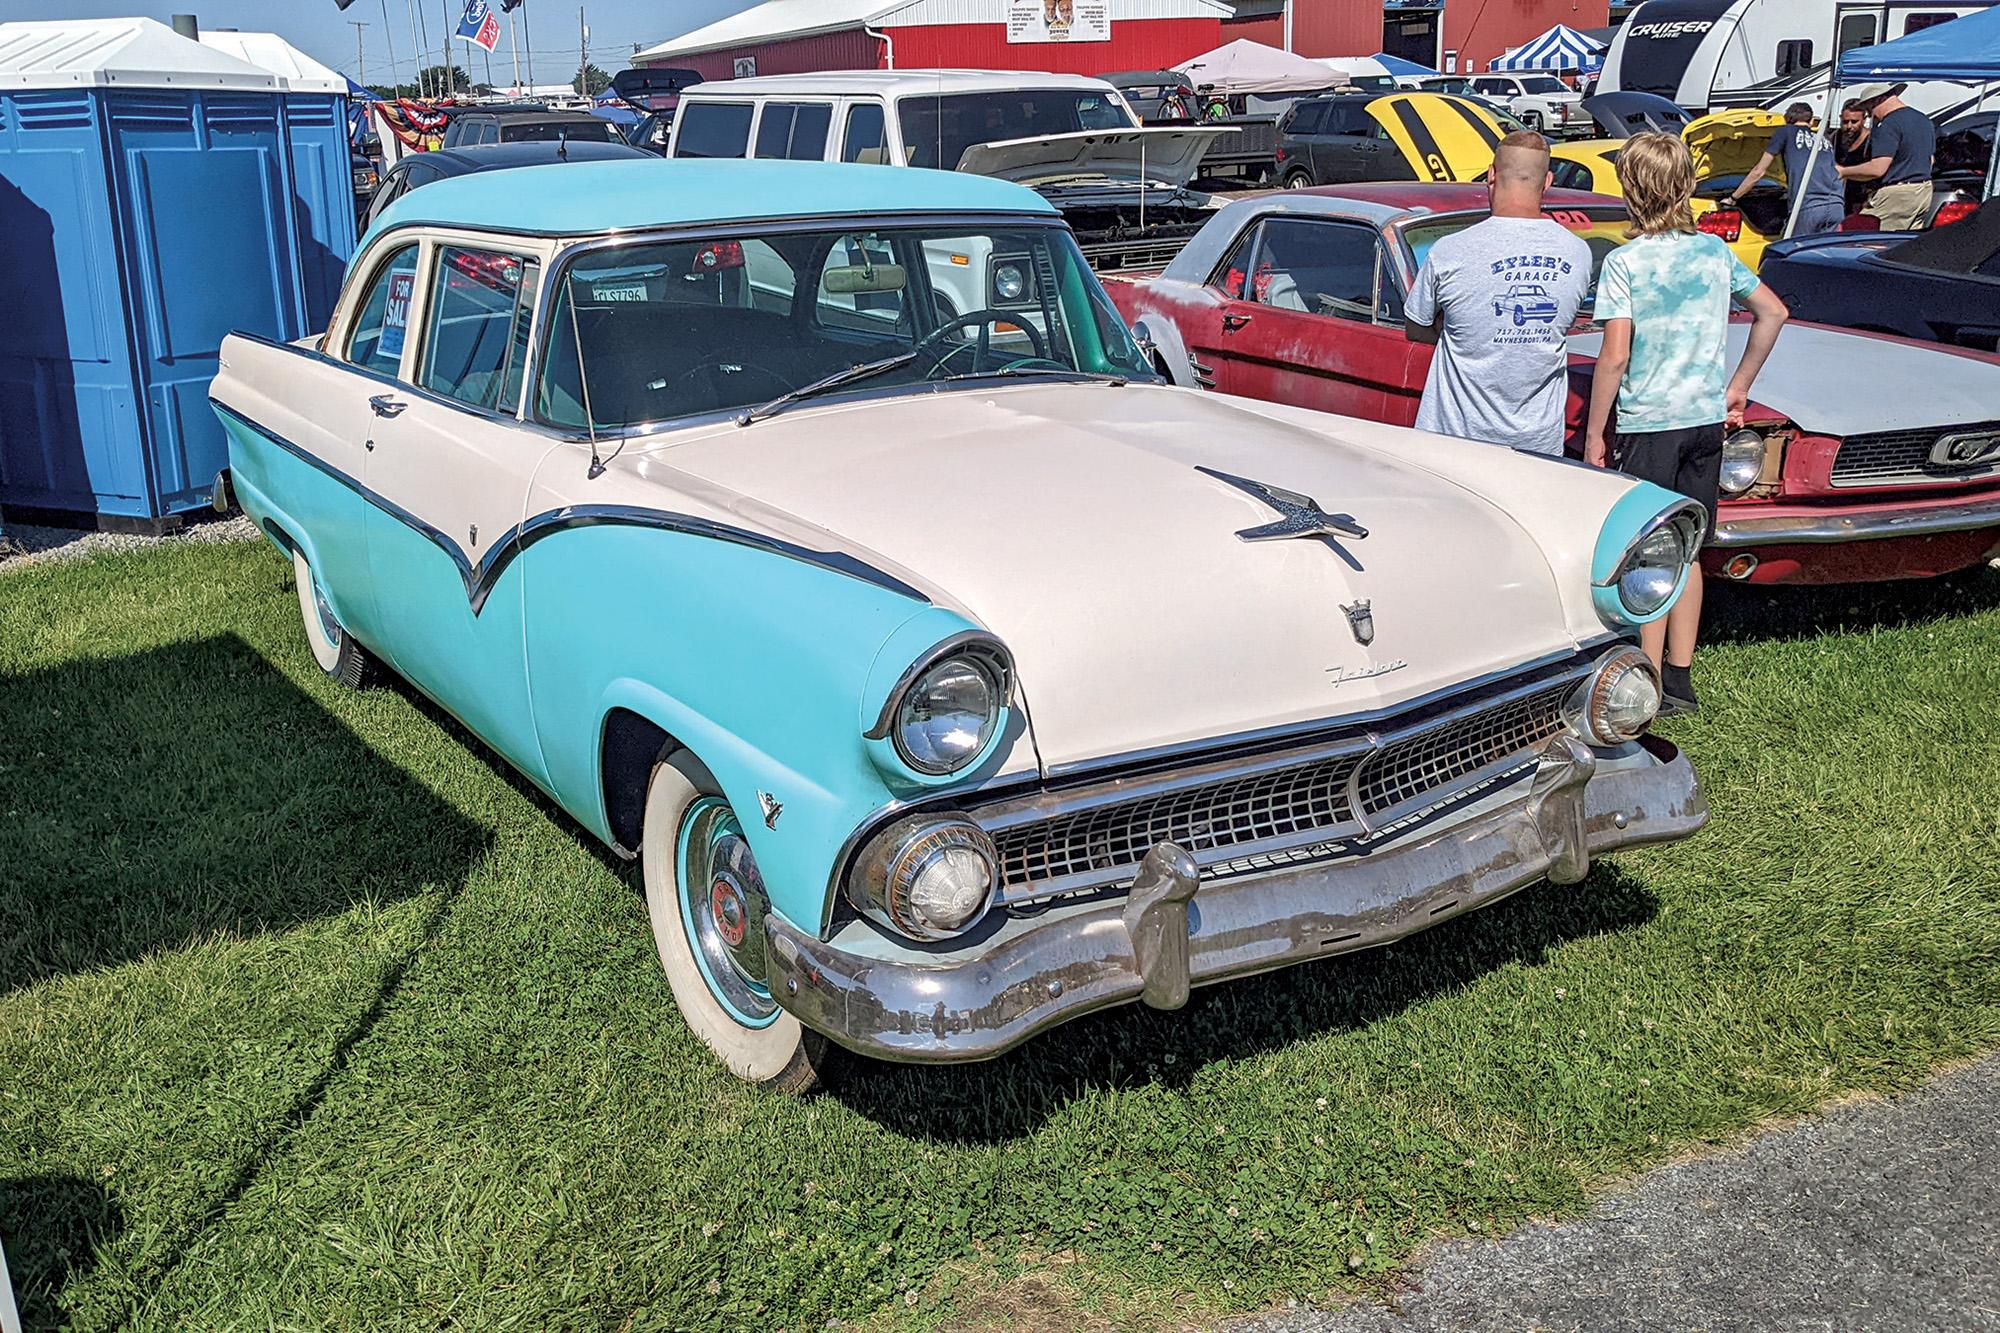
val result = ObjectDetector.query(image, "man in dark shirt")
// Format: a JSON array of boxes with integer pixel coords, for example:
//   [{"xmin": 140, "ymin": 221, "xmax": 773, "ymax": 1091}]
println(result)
[
  {"xmin": 1839, "ymin": 83, "xmax": 1937, "ymax": 230},
  {"xmin": 1730, "ymin": 102, "xmax": 1847, "ymax": 234},
  {"xmin": 1833, "ymin": 99, "xmax": 1872, "ymax": 214}
]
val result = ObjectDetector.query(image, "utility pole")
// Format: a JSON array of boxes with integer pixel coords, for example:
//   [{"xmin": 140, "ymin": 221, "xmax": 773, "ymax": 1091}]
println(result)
[
  {"xmin": 439, "ymin": 0, "xmax": 456, "ymax": 96},
  {"xmin": 577, "ymin": 6, "xmax": 588, "ymax": 99},
  {"xmin": 522, "ymin": 0, "xmax": 537, "ymax": 99},
  {"xmin": 349, "ymin": 20, "xmax": 368, "ymax": 88}
]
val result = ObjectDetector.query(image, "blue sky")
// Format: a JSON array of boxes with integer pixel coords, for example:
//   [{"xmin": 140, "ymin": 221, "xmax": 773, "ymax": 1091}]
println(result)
[{"xmin": 29, "ymin": 0, "xmax": 762, "ymax": 86}]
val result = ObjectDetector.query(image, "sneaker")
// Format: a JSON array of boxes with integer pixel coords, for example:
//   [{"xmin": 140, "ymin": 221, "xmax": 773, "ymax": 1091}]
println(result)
[{"xmin": 1658, "ymin": 689, "xmax": 1700, "ymax": 718}]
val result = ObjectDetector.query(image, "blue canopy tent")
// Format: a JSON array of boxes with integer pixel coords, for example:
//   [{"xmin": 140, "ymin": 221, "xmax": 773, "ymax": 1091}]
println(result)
[
  {"xmin": 1792, "ymin": 5, "xmax": 2000, "ymax": 220},
  {"xmin": 1490, "ymin": 24, "xmax": 1605, "ymax": 74},
  {"xmin": 1372, "ymin": 52, "xmax": 1437, "ymax": 79}
]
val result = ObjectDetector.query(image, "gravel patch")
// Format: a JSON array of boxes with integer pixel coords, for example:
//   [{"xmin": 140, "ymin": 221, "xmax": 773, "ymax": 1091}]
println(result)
[
  {"xmin": 0, "ymin": 515, "xmax": 259, "ymax": 573},
  {"xmin": 1227, "ymin": 1054, "xmax": 2000, "ymax": 1333}
]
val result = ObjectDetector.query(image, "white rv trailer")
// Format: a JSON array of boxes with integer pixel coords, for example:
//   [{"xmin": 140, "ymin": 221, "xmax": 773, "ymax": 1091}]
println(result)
[{"xmin": 1600, "ymin": 0, "xmax": 1999, "ymax": 110}]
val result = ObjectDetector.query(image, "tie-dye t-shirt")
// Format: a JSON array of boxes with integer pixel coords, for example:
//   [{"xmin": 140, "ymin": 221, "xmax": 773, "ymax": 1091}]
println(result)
[{"xmin": 1594, "ymin": 231, "xmax": 1762, "ymax": 433}]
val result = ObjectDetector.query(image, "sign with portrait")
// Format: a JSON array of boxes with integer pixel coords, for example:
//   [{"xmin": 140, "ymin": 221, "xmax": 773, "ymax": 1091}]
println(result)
[{"xmin": 1007, "ymin": 0, "xmax": 1111, "ymax": 43}]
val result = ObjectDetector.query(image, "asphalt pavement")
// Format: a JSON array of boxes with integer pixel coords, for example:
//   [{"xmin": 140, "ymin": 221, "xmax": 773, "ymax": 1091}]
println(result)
[{"xmin": 1230, "ymin": 1055, "xmax": 2000, "ymax": 1333}]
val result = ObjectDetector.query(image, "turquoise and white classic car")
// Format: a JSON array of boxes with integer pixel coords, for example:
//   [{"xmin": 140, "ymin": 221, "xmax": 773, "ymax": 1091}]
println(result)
[{"xmin": 210, "ymin": 160, "xmax": 1709, "ymax": 1090}]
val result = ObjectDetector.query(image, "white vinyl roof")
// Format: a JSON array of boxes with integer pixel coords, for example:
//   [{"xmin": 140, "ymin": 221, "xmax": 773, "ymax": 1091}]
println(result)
[
  {"xmin": 199, "ymin": 30, "xmax": 349, "ymax": 94},
  {"xmin": 0, "ymin": 17, "xmax": 278, "ymax": 92},
  {"xmin": 684, "ymin": 69, "xmax": 1117, "ymax": 97}
]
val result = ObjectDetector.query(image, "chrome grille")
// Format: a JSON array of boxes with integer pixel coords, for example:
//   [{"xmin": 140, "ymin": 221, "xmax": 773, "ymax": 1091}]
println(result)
[
  {"xmin": 1830, "ymin": 421, "xmax": 2000, "ymax": 487},
  {"xmin": 1355, "ymin": 683, "xmax": 1573, "ymax": 817},
  {"xmin": 983, "ymin": 673, "xmax": 1579, "ymax": 902},
  {"xmin": 993, "ymin": 751, "xmax": 1365, "ymax": 892}
]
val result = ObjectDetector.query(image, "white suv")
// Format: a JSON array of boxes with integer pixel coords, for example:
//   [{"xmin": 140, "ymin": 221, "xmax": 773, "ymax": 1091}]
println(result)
[{"xmin": 1466, "ymin": 74, "xmax": 1584, "ymax": 134}]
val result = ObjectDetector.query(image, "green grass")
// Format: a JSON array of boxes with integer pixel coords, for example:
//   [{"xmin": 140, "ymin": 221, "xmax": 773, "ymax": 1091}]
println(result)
[{"xmin": 2, "ymin": 537, "xmax": 1997, "ymax": 1331}]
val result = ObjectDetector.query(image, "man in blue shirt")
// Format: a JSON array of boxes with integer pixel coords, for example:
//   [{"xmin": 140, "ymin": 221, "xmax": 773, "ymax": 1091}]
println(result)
[
  {"xmin": 1729, "ymin": 102, "xmax": 1847, "ymax": 235},
  {"xmin": 1839, "ymin": 83, "xmax": 1937, "ymax": 231}
]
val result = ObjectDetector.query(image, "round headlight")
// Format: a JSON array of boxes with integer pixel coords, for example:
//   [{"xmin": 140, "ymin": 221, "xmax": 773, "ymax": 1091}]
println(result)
[
  {"xmin": 894, "ymin": 655, "xmax": 1001, "ymax": 775},
  {"xmin": 1566, "ymin": 647, "xmax": 1662, "ymax": 745},
  {"xmin": 1719, "ymin": 428, "xmax": 1765, "ymax": 496},
  {"xmin": 993, "ymin": 263, "xmax": 1026, "ymax": 302},
  {"xmin": 847, "ymin": 815, "xmax": 999, "ymax": 941},
  {"xmin": 1615, "ymin": 512, "xmax": 1699, "ymax": 618}
]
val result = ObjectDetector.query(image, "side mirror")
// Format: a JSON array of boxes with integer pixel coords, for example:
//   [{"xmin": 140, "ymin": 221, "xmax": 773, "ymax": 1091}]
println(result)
[{"xmin": 1131, "ymin": 320, "xmax": 1157, "ymax": 356}]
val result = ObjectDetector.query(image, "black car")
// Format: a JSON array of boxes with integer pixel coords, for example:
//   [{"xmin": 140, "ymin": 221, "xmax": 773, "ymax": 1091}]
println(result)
[
  {"xmin": 364, "ymin": 140, "xmax": 651, "ymax": 231},
  {"xmin": 438, "ymin": 106, "xmax": 627, "ymax": 149},
  {"xmin": 1758, "ymin": 197, "xmax": 2000, "ymax": 353},
  {"xmin": 1276, "ymin": 95, "xmax": 1415, "ymax": 188}
]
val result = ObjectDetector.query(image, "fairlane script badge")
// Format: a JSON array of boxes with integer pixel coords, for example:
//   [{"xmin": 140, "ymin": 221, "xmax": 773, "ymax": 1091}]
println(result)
[{"xmin": 1327, "ymin": 659, "xmax": 1407, "ymax": 687}]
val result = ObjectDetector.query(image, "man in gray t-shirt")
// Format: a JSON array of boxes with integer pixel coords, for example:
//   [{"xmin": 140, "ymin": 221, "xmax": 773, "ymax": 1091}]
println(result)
[{"xmin": 1405, "ymin": 132, "xmax": 1593, "ymax": 455}]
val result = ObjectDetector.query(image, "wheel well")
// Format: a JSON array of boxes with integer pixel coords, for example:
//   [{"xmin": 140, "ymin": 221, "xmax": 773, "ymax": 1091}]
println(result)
[{"xmin": 601, "ymin": 708, "xmax": 679, "ymax": 859}]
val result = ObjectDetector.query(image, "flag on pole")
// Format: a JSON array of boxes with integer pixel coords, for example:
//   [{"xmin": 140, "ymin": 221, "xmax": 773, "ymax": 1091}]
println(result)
[
  {"xmin": 455, "ymin": 0, "xmax": 502, "ymax": 52},
  {"xmin": 499, "ymin": 0, "xmax": 525, "ymax": 12}
]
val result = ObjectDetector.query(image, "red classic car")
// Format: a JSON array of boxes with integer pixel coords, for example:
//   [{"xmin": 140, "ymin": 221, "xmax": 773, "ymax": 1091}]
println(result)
[{"xmin": 1107, "ymin": 184, "xmax": 2000, "ymax": 585}]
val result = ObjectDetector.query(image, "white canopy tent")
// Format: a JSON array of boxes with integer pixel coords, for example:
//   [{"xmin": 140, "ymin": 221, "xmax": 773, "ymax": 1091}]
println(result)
[{"xmin": 1173, "ymin": 39, "xmax": 1338, "ymax": 95}]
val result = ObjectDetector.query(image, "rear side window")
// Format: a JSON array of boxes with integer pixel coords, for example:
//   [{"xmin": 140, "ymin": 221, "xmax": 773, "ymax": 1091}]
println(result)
[
  {"xmin": 421, "ymin": 246, "xmax": 542, "ymax": 413},
  {"xmin": 754, "ymin": 102, "xmax": 833, "ymax": 160},
  {"xmin": 346, "ymin": 244, "xmax": 420, "ymax": 378},
  {"xmin": 675, "ymin": 102, "xmax": 753, "ymax": 158},
  {"xmin": 842, "ymin": 103, "xmax": 888, "ymax": 163},
  {"xmin": 1286, "ymin": 102, "xmax": 1327, "ymax": 135}
]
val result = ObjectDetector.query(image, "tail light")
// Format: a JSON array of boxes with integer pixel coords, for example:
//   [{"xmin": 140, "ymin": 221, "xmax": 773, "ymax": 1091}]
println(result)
[
  {"xmin": 1697, "ymin": 207, "xmax": 1741, "ymax": 243},
  {"xmin": 447, "ymin": 250, "xmax": 522, "ymax": 291},
  {"xmin": 690, "ymin": 240, "xmax": 745, "ymax": 273},
  {"xmin": 1274, "ymin": 144, "xmax": 1286, "ymax": 163},
  {"xmin": 1933, "ymin": 200, "xmax": 1977, "ymax": 227}
]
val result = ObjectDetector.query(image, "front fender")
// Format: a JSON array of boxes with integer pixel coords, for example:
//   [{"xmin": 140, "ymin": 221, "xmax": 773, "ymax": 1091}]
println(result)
[{"xmin": 518, "ymin": 521, "xmax": 1022, "ymax": 935}]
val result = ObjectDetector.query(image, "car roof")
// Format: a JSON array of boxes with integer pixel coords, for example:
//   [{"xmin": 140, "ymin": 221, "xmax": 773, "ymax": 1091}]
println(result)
[
  {"xmin": 413, "ymin": 140, "xmax": 652, "ymax": 173},
  {"xmin": 1294, "ymin": 182, "xmax": 1622, "ymax": 213},
  {"xmin": 363, "ymin": 158, "xmax": 1056, "ymax": 245},
  {"xmin": 683, "ymin": 70, "xmax": 1115, "ymax": 98}
]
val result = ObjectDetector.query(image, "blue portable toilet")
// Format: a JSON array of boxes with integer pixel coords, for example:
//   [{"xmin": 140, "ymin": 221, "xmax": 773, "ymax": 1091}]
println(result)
[{"xmin": 0, "ymin": 18, "xmax": 352, "ymax": 529}]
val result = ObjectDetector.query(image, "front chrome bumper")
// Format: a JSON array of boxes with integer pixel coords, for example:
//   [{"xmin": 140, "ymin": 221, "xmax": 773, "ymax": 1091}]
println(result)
[
  {"xmin": 1713, "ymin": 493, "xmax": 2000, "ymax": 546},
  {"xmin": 763, "ymin": 734, "xmax": 1706, "ymax": 1064}
]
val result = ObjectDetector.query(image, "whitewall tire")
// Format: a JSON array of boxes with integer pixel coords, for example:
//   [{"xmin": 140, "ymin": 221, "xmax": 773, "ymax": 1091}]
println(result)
[
  {"xmin": 641, "ymin": 751, "xmax": 825, "ymax": 1092},
  {"xmin": 291, "ymin": 548, "xmax": 373, "ymax": 688}
]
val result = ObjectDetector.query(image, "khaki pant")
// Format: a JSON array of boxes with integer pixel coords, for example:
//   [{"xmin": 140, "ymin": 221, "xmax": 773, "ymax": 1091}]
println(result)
[{"xmin": 1863, "ymin": 180, "xmax": 1934, "ymax": 231}]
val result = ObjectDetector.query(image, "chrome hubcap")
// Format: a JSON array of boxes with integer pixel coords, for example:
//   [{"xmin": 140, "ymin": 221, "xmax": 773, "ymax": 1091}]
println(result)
[{"xmin": 678, "ymin": 799, "xmax": 777, "ymax": 1025}]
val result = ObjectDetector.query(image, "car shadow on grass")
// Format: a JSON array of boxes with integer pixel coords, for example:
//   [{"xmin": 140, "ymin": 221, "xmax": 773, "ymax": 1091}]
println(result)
[
  {"xmin": 1703, "ymin": 562, "xmax": 2000, "ymax": 646},
  {"xmin": 823, "ymin": 863, "xmax": 1659, "ymax": 1143},
  {"xmin": 0, "ymin": 634, "xmax": 489, "ymax": 992},
  {"xmin": 0, "ymin": 1174, "xmax": 119, "ymax": 1333}
]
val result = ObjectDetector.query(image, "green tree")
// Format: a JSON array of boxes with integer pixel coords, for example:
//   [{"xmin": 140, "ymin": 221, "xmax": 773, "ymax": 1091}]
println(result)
[{"xmin": 574, "ymin": 63, "xmax": 611, "ymax": 96}]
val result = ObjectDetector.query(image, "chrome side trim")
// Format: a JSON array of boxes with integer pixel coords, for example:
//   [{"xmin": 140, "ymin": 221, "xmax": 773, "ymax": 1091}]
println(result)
[
  {"xmin": 212, "ymin": 402, "xmax": 930, "ymax": 611},
  {"xmin": 1712, "ymin": 494, "xmax": 2000, "ymax": 546}
]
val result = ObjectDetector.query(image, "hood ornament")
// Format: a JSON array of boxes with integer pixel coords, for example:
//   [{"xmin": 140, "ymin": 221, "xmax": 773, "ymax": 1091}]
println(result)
[
  {"xmin": 1342, "ymin": 599, "xmax": 1375, "ymax": 645},
  {"xmin": 1196, "ymin": 467, "xmax": 1369, "ymax": 545}
]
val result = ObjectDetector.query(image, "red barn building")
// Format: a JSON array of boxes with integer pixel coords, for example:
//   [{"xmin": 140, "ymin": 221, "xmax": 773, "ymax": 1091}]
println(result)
[
  {"xmin": 633, "ymin": 0, "xmax": 1233, "ymax": 80},
  {"xmin": 1221, "ymin": 1, "xmax": 1610, "ymax": 76}
]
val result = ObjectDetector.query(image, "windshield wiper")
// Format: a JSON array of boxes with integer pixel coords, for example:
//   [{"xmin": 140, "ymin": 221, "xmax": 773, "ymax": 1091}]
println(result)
[
  {"xmin": 940, "ymin": 366, "xmax": 1130, "ymax": 386},
  {"xmin": 735, "ymin": 352, "xmax": 919, "ymax": 427}
]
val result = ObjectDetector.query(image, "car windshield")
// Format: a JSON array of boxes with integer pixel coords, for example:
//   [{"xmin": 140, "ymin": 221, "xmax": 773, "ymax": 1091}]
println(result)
[
  {"xmin": 1401, "ymin": 206, "xmax": 1633, "ymax": 318},
  {"xmin": 502, "ymin": 119, "xmax": 622, "ymax": 144},
  {"xmin": 897, "ymin": 90, "xmax": 1138, "ymax": 170},
  {"xmin": 1520, "ymin": 77, "xmax": 1568, "ymax": 94},
  {"xmin": 536, "ymin": 221, "xmax": 1154, "ymax": 431}
]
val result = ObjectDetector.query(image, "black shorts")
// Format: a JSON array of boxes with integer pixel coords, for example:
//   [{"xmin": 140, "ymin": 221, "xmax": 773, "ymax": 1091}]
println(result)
[{"xmin": 1613, "ymin": 424, "xmax": 1723, "ymax": 540}]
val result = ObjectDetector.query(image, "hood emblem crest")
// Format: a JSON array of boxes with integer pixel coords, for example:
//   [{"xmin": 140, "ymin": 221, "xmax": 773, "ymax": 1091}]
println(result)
[
  {"xmin": 1342, "ymin": 599, "xmax": 1375, "ymax": 646},
  {"xmin": 1196, "ymin": 466, "xmax": 1370, "ymax": 545}
]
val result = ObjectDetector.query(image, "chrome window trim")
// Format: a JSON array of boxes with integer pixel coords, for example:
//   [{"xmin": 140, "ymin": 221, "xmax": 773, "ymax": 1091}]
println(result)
[{"xmin": 417, "ymin": 242, "xmax": 543, "ymax": 419}]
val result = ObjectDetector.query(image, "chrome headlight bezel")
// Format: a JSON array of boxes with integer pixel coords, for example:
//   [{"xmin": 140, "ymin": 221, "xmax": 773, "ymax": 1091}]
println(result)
[
  {"xmin": 1563, "ymin": 645, "xmax": 1662, "ymax": 746},
  {"xmin": 1603, "ymin": 500, "xmax": 1707, "ymax": 621},
  {"xmin": 845, "ymin": 813, "xmax": 1000, "ymax": 941},
  {"xmin": 865, "ymin": 633, "xmax": 1014, "ymax": 778},
  {"xmin": 1718, "ymin": 427, "xmax": 1767, "ymax": 496}
]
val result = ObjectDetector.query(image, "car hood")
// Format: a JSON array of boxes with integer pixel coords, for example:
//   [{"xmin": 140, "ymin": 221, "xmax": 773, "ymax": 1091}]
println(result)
[
  {"xmin": 631, "ymin": 383, "xmax": 1579, "ymax": 772},
  {"xmin": 1567, "ymin": 320, "xmax": 2000, "ymax": 436},
  {"xmin": 1684, "ymin": 108, "xmax": 1786, "ymax": 180},
  {"xmin": 956, "ymin": 126, "xmax": 1236, "ymax": 189},
  {"xmin": 1365, "ymin": 93, "xmax": 1510, "ymax": 182}
]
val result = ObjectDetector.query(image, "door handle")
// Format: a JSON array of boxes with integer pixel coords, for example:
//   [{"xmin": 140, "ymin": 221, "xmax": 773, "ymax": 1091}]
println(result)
[
  {"xmin": 1222, "ymin": 311, "xmax": 1253, "ymax": 332},
  {"xmin": 369, "ymin": 394, "xmax": 407, "ymax": 419}
]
